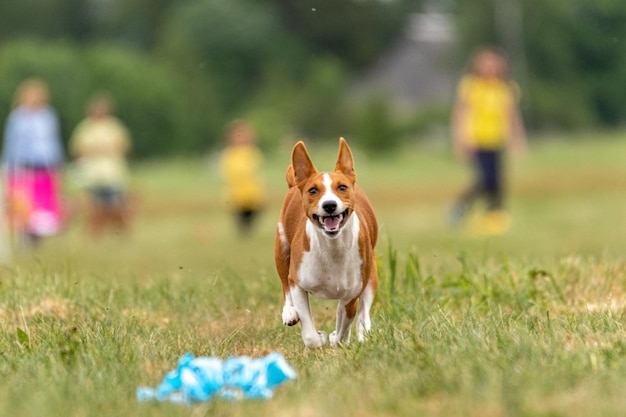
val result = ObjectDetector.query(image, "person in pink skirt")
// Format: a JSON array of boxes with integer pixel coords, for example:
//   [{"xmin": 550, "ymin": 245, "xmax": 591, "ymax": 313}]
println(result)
[{"xmin": 2, "ymin": 78, "xmax": 64, "ymax": 245}]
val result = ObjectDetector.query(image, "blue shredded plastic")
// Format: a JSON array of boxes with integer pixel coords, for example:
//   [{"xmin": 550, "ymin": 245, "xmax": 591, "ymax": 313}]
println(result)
[{"xmin": 137, "ymin": 352, "xmax": 296, "ymax": 405}]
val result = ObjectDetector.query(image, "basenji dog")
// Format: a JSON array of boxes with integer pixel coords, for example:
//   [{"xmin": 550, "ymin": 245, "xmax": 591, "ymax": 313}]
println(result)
[{"xmin": 274, "ymin": 138, "xmax": 378, "ymax": 348}]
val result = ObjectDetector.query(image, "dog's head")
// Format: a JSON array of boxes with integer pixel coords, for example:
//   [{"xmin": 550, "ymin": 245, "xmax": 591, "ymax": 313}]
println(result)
[{"xmin": 291, "ymin": 137, "xmax": 357, "ymax": 238}]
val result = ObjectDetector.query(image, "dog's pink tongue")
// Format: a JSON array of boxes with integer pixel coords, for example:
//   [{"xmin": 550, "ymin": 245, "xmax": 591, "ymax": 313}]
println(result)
[{"xmin": 323, "ymin": 216, "xmax": 340, "ymax": 230}]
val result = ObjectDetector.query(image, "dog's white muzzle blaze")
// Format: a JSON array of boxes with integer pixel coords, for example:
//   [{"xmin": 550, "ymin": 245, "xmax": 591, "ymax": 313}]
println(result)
[{"xmin": 310, "ymin": 173, "xmax": 351, "ymax": 237}]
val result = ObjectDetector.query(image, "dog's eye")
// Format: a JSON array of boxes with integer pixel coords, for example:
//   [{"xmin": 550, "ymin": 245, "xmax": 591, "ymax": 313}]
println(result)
[
  {"xmin": 337, "ymin": 184, "xmax": 348, "ymax": 192},
  {"xmin": 308, "ymin": 187, "xmax": 318, "ymax": 195}
]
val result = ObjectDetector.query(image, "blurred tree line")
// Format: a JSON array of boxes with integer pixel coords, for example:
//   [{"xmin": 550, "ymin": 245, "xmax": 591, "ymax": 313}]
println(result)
[
  {"xmin": 0, "ymin": 0, "xmax": 624, "ymax": 157},
  {"xmin": 0, "ymin": 0, "xmax": 417, "ymax": 157}
]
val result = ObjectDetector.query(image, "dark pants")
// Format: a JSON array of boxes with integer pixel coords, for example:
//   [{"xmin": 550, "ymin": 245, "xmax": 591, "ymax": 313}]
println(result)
[
  {"xmin": 89, "ymin": 186, "xmax": 124, "ymax": 208},
  {"xmin": 236, "ymin": 208, "xmax": 260, "ymax": 234},
  {"xmin": 458, "ymin": 149, "xmax": 504, "ymax": 212}
]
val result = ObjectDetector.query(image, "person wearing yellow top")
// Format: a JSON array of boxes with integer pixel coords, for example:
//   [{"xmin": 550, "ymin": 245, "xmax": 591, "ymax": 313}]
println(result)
[
  {"xmin": 219, "ymin": 120, "xmax": 265, "ymax": 234},
  {"xmin": 69, "ymin": 93, "xmax": 132, "ymax": 237},
  {"xmin": 450, "ymin": 47, "xmax": 526, "ymax": 234}
]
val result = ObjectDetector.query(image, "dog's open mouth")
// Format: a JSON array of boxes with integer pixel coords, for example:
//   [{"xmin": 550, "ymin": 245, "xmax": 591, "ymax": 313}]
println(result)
[{"xmin": 312, "ymin": 210, "xmax": 349, "ymax": 236}]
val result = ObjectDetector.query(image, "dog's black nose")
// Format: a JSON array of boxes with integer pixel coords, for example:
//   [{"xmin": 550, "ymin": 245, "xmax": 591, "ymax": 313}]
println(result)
[{"xmin": 322, "ymin": 201, "xmax": 337, "ymax": 214}]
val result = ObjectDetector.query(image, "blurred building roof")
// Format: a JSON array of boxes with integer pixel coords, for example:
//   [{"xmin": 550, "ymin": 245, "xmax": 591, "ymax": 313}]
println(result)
[{"xmin": 350, "ymin": 12, "xmax": 458, "ymax": 113}]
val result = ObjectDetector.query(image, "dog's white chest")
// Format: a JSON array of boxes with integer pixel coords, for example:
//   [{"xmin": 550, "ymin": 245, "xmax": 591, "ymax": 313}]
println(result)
[{"xmin": 297, "ymin": 215, "xmax": 363, "ymax": 300}]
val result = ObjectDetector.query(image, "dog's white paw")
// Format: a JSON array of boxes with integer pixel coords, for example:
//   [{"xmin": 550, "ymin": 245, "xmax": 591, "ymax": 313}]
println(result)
[
  {"xmin": 330, "ymin": 330, "xmax": 351, "ymax": 347},
  {"xmin": 303, "ymin": 331, "xmax": 327, "ymax": 349},
  {"xmin": 318, "ymin": 330, "xmax": 328, "ymax": 346},
  {"xmin": 282, "ymin": 306, "xmax": 300, "ymax": 326}
]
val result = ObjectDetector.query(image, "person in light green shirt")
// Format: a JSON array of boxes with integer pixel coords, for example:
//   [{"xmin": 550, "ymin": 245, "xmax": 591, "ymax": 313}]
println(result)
[{"xmin": 69, "ymin": 93, "xmax": 132, "ymax": 237}]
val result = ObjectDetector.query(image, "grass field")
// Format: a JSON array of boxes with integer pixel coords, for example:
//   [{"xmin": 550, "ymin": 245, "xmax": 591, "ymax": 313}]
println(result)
[{"xmin": 1, "ymin": 132, "xmax": 626, "ymax": 417}]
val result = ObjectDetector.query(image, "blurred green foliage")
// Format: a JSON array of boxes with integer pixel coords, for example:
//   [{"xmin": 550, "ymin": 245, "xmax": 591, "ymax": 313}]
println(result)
[
  {"xmin": 355, "ymin": 94, "xmax": 402, "ymax": 153},
  {"xmin": 262, "ymin": 0, "xmax": 416, "ymax": 68},
  {"xmin": 0, "ymin": 0, "xmax": 418, "ymax": 157},
  {"xmin": 1, "ymin": 0, "xmax": 624, "ymax": 156},
  {"xmin": 159, "ymin": 0, "xmax": 286, "ymax": 114},
  {"xmin": 0, "ymin": 40, "xmax": 219, "ymax": 157}
]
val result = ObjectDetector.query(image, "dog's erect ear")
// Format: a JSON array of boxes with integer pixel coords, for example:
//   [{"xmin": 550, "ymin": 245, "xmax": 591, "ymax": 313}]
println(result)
[
  {"xmin": 292, "ymin": 141, "xmax": 317, "ymax": 186},
  {"xmin": 335, "ymin": 137, "xmax": 356, "ymax": 183},
  {"xmin": 285, "ymin": 164, "xmax": 297, "ymax": 188}
]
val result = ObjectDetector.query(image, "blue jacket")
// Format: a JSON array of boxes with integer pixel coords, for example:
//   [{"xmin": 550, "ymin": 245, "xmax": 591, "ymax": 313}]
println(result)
[{"xmin": 2, "ymin": 106, "xmax": 64, "ymax": 169}]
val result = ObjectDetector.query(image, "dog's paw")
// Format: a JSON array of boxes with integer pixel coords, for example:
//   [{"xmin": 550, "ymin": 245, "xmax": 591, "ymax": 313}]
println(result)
[
  {"xmin": 303, "ymin": 331, "xmax": 327, "ymax": 349},
  {"xmin": 282, "ymin": 306, "xmax": 300, "ymax": 326},
  {"xmin": 329, "ymin": 330, "xmax": 350, "ymax": 347}
]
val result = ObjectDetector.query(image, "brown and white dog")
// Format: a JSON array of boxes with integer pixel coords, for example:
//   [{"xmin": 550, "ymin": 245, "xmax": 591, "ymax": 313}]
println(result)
[{"xmin": 274, "ymin": 138, "xmax": 378, "ymax": 348}]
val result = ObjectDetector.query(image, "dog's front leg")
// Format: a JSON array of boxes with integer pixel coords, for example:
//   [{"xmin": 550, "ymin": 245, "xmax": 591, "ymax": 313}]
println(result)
[
  {"xmin": 281, "ymin": 290, "xmax": 300, "ymax": 326},
  {"xmin": 357, "ymin": 283, "xmax": 375, "ymax": 341},
  {"xmin": 330, "ymin": 298, "xmax": 357, "ymax": 346},
  {"xmin": 290, "ymin": 286, "xmax": 327, "ymax": 348}
]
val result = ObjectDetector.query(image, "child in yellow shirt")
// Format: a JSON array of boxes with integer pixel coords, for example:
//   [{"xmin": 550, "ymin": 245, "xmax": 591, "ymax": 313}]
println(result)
[
  {"xmin": 450, "ymin": 47, "xmax": 526, "ymax": 234},
  {"xmin": 219, "ymin": 120, "xmax": 265, "ymax": 234}
]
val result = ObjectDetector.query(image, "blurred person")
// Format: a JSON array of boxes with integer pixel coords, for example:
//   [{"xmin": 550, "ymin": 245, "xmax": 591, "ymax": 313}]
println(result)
[
  {"xmin": 2, "ymin": 78, "xmax": 64, "ymax": 245},
  {"xmin": 219, "ymin": 120, "xmax": 265, "ymax": 235},
  {"xmin": 449, "ymin": 47, "xmax": 526, "ymax": 235},
  {"xmin": 69, "ymin": 93, "xmax": 132, "ymax": 238},
  {"xmin": 0, "ymin": 181, "xmax": 12, "ymax": 263}
]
